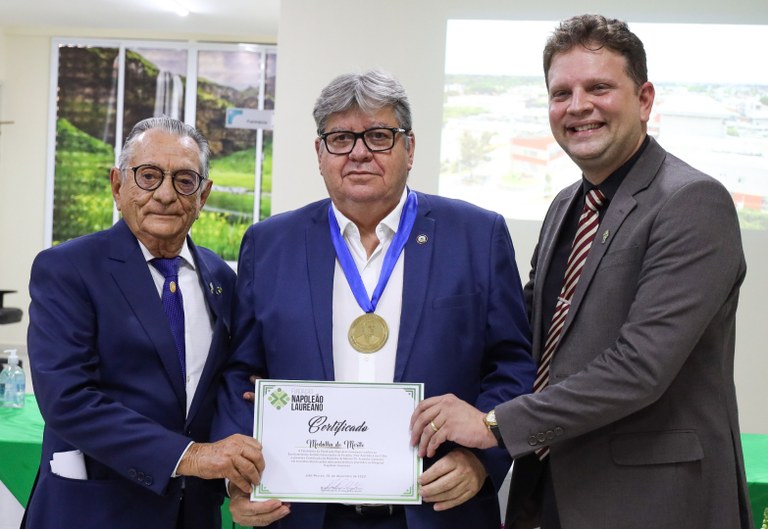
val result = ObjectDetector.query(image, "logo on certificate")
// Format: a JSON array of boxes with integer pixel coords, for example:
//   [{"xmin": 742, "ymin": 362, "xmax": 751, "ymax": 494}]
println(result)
[{"xmin": 267, "ymin": 387, "xmax": 290, "ymax": 410}]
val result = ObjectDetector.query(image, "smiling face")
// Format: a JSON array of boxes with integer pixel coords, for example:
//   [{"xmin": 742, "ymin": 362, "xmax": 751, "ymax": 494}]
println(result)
[
  {"xmin": 110, "ymin": 128, "xmax": 212, "ymax": 256},
  {"xmin": 547, "ymin": 44, "xmax": 655, "ymax": 184},
  {"xmin": 315, "ymin": 106, "xmax": 414, "ymax": 225}
]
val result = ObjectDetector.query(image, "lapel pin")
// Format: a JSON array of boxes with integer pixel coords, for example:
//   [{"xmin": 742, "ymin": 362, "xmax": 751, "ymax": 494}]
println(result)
[
  {"xmin": 416, "ymin": 234, "xmax": 429, "ymax": 244},
  {"xmin": 209, "ymin": 282, "xmax": 215, "ymax": 294},
  {"xmin": 216, "ymin": 286, "xmax": 223, "ymax": 296},
  {"xmin": 601, "ymin": 230, "xmax": 610, "ymax": 244}
]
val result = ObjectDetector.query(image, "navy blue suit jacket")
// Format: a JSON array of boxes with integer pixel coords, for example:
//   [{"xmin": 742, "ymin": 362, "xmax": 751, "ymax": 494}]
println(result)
[
  {"xmin": 24, "ymin": 219, "xmax": 236, "ymax": 529},
  {"xmin": 214, "ymin": 192, "xmax": 535, "ymax": 529}
]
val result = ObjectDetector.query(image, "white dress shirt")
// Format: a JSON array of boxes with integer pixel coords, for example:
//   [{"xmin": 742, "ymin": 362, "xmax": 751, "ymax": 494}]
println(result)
[
  {"xmin": 331, "ymin": 190, "xmax": 407, "ymax": 383},
  {"xmin": 140, "ymin": 240, "xmax": 214, "ymax": 415}
]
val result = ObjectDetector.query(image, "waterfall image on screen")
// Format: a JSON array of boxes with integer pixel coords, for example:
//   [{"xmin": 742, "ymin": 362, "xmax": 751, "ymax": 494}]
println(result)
[{"xmin": 154, "ymin": 70, "xmax": 184, "ymax": 119}]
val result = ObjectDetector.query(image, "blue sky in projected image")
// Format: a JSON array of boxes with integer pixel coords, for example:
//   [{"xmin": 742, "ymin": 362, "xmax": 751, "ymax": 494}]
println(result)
[{"xmin": 440, "ymin": 20, "xmax": 768, "ymax": 227}]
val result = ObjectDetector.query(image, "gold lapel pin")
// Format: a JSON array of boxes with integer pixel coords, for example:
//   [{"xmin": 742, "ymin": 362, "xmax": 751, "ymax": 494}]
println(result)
[{"xmin": 601, "ymin": 230, "xmax": 610, "ymax": 244}]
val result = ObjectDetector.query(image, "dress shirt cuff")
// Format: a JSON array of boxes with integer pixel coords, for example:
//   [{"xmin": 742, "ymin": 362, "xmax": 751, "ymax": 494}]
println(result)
[{"xmin": 171, "ymin": 441, "xmax": 195, "ymax": 478}]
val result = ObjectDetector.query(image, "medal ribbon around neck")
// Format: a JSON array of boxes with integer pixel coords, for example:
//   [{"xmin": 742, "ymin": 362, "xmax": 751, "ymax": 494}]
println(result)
[{"xmin": 328, "ymin": 190, "xmax": 418, "ymax": 328}]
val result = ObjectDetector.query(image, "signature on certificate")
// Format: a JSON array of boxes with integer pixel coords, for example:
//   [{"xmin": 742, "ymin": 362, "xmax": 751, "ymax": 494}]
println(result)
[{"xmin": 320, "ymin": 478, "xmax": 363, "ymax": 493}]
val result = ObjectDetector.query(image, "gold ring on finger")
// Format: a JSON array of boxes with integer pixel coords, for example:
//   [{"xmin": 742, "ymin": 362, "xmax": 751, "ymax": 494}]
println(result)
[{"xmin": 430, "ymin": 420, "xmax": 440, "ymax": 433}]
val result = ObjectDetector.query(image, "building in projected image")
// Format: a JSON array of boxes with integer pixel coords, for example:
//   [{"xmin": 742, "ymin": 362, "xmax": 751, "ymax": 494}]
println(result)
[{"xmin": 439, "ymin": 20, "xmax": 768, "ymax": 229}]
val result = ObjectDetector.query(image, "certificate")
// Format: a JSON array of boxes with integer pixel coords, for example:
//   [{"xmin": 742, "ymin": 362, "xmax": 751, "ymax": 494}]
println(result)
[{"xmin": 252, "ymin": 379, "xmax": 423, "ymax": 504}]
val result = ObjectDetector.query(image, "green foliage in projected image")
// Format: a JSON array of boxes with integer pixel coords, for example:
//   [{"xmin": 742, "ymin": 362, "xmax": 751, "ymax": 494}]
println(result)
[
  {"xmin": 53, "ymin": 43, "xmax": 274, "ymax": 259},
  {"xmin": 198, "ymin": 143, "xmax": 273, "ymax": 260},
  {"xmin": 53, "ymin": 118, "xmax": 272, "ymax": 261},
  {"xmin": 53, "ymin": 119, "xmax": 114, "ymax": 244},
  {"xmin": 737, "ymin": 208, "xmax": 768, "ymax": 230}
]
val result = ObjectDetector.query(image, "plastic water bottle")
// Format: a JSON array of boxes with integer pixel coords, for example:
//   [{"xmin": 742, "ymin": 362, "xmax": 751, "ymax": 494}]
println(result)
[
  {"xmin": 1, "ymin": 349, "xmax": 25, "ymax": 408},
  {"xmin": 0, "ymin": 358, "xmax": 7, "ymax": 405}
]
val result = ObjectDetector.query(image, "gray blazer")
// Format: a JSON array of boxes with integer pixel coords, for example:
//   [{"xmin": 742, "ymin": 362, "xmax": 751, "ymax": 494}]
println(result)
[{"xmin": 498, "ymin": 137, "xmax": 753, "ymax": 529}]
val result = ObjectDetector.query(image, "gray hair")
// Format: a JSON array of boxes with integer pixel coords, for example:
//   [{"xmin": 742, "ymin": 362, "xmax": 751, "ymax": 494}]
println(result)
[
  {"xmin": 313, "ymin": 70, "xmax": 413, "ymax": 148},
  {"xmin": 117, "ymin": 116, "xmax": 211, "ymax": 180}
]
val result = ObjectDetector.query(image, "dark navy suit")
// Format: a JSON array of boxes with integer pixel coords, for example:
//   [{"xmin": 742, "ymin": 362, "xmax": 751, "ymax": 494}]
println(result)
[
  {"xmin": 24, "ymin": 219, "xmax": 235, "ymax": 529},
  {"xmin": 214, "ymin": 192, "xmax": 535, "ymax": 529}
]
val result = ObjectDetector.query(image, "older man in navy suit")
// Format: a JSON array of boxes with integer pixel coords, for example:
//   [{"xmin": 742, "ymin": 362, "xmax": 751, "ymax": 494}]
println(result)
[
  {"xmin": 212, "ymin": 70, "xmax": 536, "ymax": 528},
  {"xmin": 25, "ymin": 117, "xmax": 265, "ymax": 529}
]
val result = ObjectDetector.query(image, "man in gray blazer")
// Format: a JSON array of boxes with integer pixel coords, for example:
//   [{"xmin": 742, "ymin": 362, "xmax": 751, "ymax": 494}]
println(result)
[{"xmin": 410, "ymin": 14, "xmax": 752, "ymax": 529}]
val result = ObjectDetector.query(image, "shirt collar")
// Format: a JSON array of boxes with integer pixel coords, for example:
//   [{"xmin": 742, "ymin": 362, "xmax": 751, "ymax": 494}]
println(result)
[
  {"xmin": 581, "ymin": 134, "xmax": 650, "ymax": 201},
  {"xmin": 331, "ymin": 188, "xmax": 409, "ymax": 240},
  {"xmin": 138, "ymin": 238, "xmax": 196, "ymax": 270}
]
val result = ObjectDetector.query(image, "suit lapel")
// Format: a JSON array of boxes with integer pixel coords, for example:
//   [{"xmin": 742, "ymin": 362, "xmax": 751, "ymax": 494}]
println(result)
[
  {"xmin": 193, "ymin": 245, "xmax": 227, "ymax": 325},
  {"xmin": 307, "ymin": 201, "xmax": 337, "ymax": 380},
  {"xmin": 186, "ymin": 240, "xmax": 228, "ymax": 422},
  {"xmin": 532, "ymin": 188, "xmax": 578, "ymax": 359},
  {"xmin": 394, "ymin": 193, "xmax": 435, "ymax": 381},
  {"xmin": 559, "ymin": 138, "xmax": 666, "ymax": 340},
  {"xmin": 107, "ymin": 220, "xmax": 186, "ymax": 409}
]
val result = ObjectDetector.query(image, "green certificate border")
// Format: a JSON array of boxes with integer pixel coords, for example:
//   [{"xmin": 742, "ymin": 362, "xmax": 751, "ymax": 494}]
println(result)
[{"xmin": 253, "ymin": 379, "xmax": 423, "ymax": 504}]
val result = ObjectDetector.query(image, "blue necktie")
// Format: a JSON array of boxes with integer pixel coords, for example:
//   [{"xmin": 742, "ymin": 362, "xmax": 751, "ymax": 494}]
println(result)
[{"xmin": 151, "ymin": 257, "xmax": 186, "ymax": 380}]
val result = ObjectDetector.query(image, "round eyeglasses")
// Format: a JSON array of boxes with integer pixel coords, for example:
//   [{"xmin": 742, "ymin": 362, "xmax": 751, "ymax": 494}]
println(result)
[
  {"xmin": 319, "ymin": 127, "xmax": 409, "ymax": 155},
  {"xmin": 130, "ymin": 164, "xmax": 205, "ymax": 196}
]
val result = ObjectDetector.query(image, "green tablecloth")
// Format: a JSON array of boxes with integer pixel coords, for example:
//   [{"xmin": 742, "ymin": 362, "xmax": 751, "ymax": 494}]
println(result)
[
  {"xmin": 2, "ymin": 395, "xmax": 766, "ymax": 528},
  {"xmin": 0, "ymin": 394, "xmax": 246, "ymax": 528},
  {"xmin": 0, "ymin": 394, "xmax": 44, "ymax": 505},
  {"xmin": 743, "ymin": 433, "xmax": 768, "ymax": 529}
]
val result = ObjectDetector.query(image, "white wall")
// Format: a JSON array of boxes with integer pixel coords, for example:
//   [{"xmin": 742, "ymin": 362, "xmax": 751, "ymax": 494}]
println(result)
[
  {"xmin": 0, "ymin": 33, "xmax": 49, "ymax": 357},
  {"xmin": 272, "ymin": 0, "xmax": 768, "ymax": 434},
  {"xmin": 0, "ymin": 0, "xmax": 766, "ymax": 432},
  {"xmin": 0, "ymin": 29, "xmax": 6, "ymax": 78}
]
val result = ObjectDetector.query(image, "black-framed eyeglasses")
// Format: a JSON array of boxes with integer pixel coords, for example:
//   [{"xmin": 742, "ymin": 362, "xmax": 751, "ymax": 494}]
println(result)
[
  {"xmin": 130, "ymin": 164, "xmax": 205, "ymax": 196},
  {"xmin": 319, "ymin": 127, "xmax": 409, "ymax": 155}
]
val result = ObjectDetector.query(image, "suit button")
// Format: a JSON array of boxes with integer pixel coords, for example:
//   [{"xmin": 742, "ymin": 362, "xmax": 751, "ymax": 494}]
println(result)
[
  {"xmin": 145, "ymin": 475, "xmax": 154, "ymax": 486},
  {"xmin": 555, "ymin": 426, "xmax": 564, "ymax": 436},
  {"xmin": 137, "ymin": 471, "xmax": 145, "ymax": 482},
  {"xmin": 128, "ymin": 468, "xmax": 137, "ymax": 479},
  {"xmin": 528, "ymin": 436, "xmax": 538, "ymax": 446},
  {"xmin": 536, "ymin": 432, "xmax": 546, "ymax": 443},
  {"xmin": 546, "ymin": 430, "xmax": 555, "ymax": 440}
]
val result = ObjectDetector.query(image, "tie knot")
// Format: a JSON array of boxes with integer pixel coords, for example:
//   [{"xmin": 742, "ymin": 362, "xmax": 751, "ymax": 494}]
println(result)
[
  {"xmin": 151, "ymin": 257, "xmax": 182, "ymax": 278},
  {"xmin": 585, "ymin": 188, "xmax": 606, "ymax": 213}
]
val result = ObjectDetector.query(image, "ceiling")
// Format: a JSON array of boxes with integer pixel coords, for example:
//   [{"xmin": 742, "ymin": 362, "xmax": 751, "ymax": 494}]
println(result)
[{"xmin": 1, "ymin": 0, "xmax": 280, "ymax": 41}]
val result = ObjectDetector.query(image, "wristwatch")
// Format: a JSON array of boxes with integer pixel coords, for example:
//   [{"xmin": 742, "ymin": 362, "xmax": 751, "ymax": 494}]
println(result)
[{"xmin": 483, "ymin": 409, "xmax": 505, "ymax": 448}]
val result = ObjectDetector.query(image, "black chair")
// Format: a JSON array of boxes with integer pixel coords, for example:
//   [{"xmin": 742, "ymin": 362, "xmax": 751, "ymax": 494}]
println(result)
[{"xmin": 0, "ymin": 290, "xmax": 23, "ymax": 324}]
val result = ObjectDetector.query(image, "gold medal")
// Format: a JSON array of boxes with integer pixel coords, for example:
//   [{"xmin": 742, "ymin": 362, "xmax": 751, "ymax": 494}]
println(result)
[{"xmin": 348, "ymin": 313, "xmax": 389, "ymax": 353}]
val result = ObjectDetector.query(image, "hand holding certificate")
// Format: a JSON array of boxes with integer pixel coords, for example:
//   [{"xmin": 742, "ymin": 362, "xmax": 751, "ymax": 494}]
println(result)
[{"xmin": 252, "ymin": 380, "xmax": 423, "ymax": 504}]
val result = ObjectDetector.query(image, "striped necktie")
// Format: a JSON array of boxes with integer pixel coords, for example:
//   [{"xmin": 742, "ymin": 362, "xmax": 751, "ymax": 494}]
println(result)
[{"xmin": 534, "ymin": 188, "xmax": 605, "ymax": 459}]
